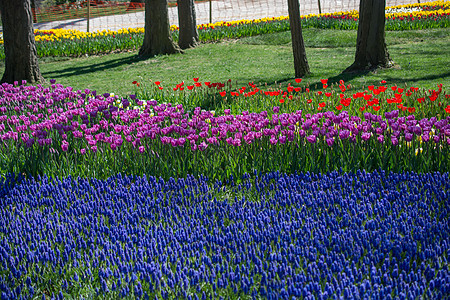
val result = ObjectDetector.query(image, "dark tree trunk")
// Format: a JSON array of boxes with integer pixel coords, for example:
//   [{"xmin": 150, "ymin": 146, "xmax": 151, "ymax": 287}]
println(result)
[
  {"xmin": 177, "ymin": 0, "xmax": 199, "ymax": 49},
  {"xmin": 127, "ymin": 0, "xmax": 145, "ymax": 11},
  {"xmin": 287, "ymin": 0, "xmax": 310, "ymax": 78},
  {"xmin": 139, "ymin": 0, "xmax": 182, "ymax": 57},
  {"xmin": 344, "ymin": 0, "xmax": 393, "ymax": 72},
  {"xmin": 0, "ymin": 0, "xmax": 44, "ymax": 84}
]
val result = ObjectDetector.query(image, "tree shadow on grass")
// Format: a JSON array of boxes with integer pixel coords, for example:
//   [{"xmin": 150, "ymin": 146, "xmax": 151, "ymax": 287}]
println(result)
[
  {"xmin": 381, "ymin": 71, "xmax": 450, "ymax": 86},
  {"xmin": 42, "ymin": 54, "xmax": 144, "ymax": 79},
  {"xmin": 235, "ymin": 71, "xmax": 371, "ymax": 93},
  {"xmin": 316, "ymin": 69, "xmax": 371, "ymax": 91}
]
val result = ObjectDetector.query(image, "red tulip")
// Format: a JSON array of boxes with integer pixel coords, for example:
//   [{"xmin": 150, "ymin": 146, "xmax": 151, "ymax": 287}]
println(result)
[{"xmin": 445, "ymin": 105, "xmax": 450, "ymax": 113}]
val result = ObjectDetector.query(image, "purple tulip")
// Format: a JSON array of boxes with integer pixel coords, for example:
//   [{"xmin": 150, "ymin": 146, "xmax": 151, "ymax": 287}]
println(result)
[
  {"xmin": 61, "ymin": 141, "xmax": 69, "ymax": 152},
  {"xmin": 339, "ymin": 130, "xmax": 350, "ymax": 140},
  {"xmin": 361, "ymin": 132, "xmax": 371, "ymax": 141},
  {"xmin": 307, "ymin": 135, "xmax": 317, "ymax": 144},
  {"xmin": 391, "ymin": 137, "xmax": 399, "ymax": 146},
  {"xmin": 326, "ymin": 137, "xmax": 334, "ymax": 147},
  {"xmin": 405, "ymin": 133, "xmax": 413, "ymax": 142}
]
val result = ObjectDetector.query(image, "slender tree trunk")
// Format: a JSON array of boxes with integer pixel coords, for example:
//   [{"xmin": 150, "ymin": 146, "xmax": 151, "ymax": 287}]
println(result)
[
  {"xmin": 139, "ymin": 0, "xmax": 182, "ymax": 57},
  {"xmin": 177, "ymin": 0, "xmax": 199, "ymax": 49},
  {"xmin": 344, "ymin": 0, "xmax": 393, "ymax": 72},
  {"xmin": 287, "ymin": 0, "xmax": 310, "ymax": 78},
  {"xmin": 0, "ymin": 0, "xmax": 44, "ymax": 84}
]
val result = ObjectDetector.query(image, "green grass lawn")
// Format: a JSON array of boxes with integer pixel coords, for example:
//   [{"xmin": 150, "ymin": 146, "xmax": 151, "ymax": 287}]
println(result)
[{"xmin": 2, "ymin": 28, "xmax": 449, "ymax": 96}]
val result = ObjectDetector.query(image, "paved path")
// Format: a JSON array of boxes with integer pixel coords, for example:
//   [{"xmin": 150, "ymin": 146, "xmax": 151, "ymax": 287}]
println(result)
[{"xmin": 26, "ymin": 0, "xmax": 419, "ymax": 32}]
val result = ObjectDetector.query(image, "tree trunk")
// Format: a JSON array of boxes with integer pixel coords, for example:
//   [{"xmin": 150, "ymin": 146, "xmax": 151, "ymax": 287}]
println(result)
[
  {"xmin": 344, "ymin": 0, "xmax": 393, "ymax": 72},
  {"xmin": 0, "ymin": 0, "xmax": 44, "ymax": 84},
  {"xmin": 177, "ymin": 0, "xmax": 199, "ymax": 49},
  {"xmin": 287, "ymin": 0, "xmax": 310, "ymax": 78},
  {"xmin": 139, "ymin": 0, "xmax": 182, "ymax": 57}
]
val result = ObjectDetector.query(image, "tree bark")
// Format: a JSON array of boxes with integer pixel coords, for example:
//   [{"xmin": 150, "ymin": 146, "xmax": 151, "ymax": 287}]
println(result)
[
  {"xmin": 287, "ymin": 0, "xmax": 310, "ymax": 78},
  {"xmin": 177, "ymin": 0, "xmax": 199, "ymax": 49},
  {"xmin": 0, "ymin": 0, "xmax": 44, "ymax": 84},
  {"xmin": 138, "ymin": 0, "xmax": 182, "ymax": 58},
  {"xmin": 344, "ymin": 0, "xmax": 393, "ymax": 72}
]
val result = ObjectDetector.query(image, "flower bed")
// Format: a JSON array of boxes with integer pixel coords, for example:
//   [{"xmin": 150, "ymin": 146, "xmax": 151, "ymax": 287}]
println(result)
[
  {"xmin": 0, "ymin": 1, "xmax": 448, "ymax": 58},
  {"xmin": 0, "ymin": 170, "xmax": 448, "ymax": 299},
  {"xmin": 0, "ymin": 80, "xmax": 449, "ymax": 180},
  {"xmin": 0, "ymin": 16, "xmax": 449, "ymax": 295}
]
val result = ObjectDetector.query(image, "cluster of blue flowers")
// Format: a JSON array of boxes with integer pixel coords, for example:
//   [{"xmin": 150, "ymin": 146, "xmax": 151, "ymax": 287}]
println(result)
[{"xmin": 0, "ymin": 170, "xmax": 448, "ymax": 299}]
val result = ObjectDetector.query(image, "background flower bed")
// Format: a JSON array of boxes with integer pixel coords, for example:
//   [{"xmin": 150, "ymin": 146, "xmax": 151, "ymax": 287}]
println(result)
[{"xmin": 0, "ymin": 170, "xmax": 448, "ymax": 299}]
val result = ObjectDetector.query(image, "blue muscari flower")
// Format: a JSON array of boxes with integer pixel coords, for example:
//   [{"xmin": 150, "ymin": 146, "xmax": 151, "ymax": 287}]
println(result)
[
  {"xmin": 73, "ymin": 272, "xmax": 79, "ymax": 283},
  {"xmin": 3, "ymin": 171, "xmax": 450, "ymax": 298},
  {"xmin": 134, "ymin": 281, "xmax": 143, "ymax": 298}
]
